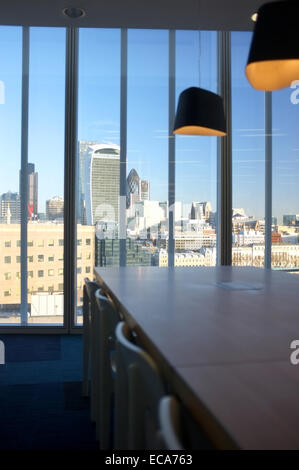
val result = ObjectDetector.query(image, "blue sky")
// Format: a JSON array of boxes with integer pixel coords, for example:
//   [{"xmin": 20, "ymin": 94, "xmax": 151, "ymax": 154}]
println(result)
[{"xmin": 0, "ymin": 26, "xmax": 298, "ymax": 222}]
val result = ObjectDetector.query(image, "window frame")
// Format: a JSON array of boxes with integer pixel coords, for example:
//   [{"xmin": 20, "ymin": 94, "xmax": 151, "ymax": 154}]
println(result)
[{"xmin": 2, "ymin": 26, "xmax": 291, "ymax": 334}]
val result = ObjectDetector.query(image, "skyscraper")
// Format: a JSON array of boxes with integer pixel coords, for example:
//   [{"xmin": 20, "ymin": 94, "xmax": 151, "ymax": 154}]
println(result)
[
  {"xmin": 19, "ymin": 163, "xmax": 38, "ymax": 220},
  {"xmin": 0, "ymin": 191, "xmax": 21, "ymax": 223},
  {"xmin": 191, "ymin": 201, "xmax": 211, "ymax": 222},
  {"xmin": 84, "ymin": 143, "xmax": 120, "ymax": 226},
  {"xmin": 126, "ymin": 170, "xmax": 150, "ymax": 219},
  {"xmin": 283, "ymin": 214, "xmax": 299, "ymax": 226},
  {"xmin": 140, "ymin": 180, "xmax": 150, "ymax": 201},
  {"xmin": 78, "ymin": 140, "xmax": 98, "ymax": 224},
  {"xmin": 46, "ymin": 196, "xmax": 64, "ymax": 220},
  {"xmin": 127, "ymin": 168, "xmax": 141, "ymax": 209}
]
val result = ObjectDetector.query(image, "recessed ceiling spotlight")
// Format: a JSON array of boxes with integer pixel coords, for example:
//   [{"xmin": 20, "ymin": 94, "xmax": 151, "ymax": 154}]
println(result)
[
  {"xmin": 251, "ymin": 12, "xmax": 258, "ymax": 22},
  {"xmin": 62, "ymin": 7, "xmax": 86, "ymax": 19}
]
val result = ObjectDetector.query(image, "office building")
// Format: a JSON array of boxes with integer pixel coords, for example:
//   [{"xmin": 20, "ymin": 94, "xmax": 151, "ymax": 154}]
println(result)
[
  {"xmin": 78, "ymin": 140, "xmax": 98, "ymax": 223},
  {"xmin": 46, "ymin": 196, "xmax": 64, "ymax": 221},
  {"xmin": 126, "ymin": 168, "xmax": 141, "ymax": 209},
  {"xmin": 27, "ymin": 163, "xmax": 38, "ymax": 220},
  {"xmin": 84, "ymin": 143, "xmax": 120, "ymax": 226},
  {"xmin": 19, "ymin": 163, "xmax": 38, "ymax": 220},
  {"xmin": 156, "ymin": 246, "xmax": 216, "ymax": 267},
  {"xmin": 0, "ymin": 222, "xmax": 95, "ymax": 316},
  {"xmin": 233, "ymin": 230, "xmax": 265, "ymax": 246},
  {"xmin": 283, "ymin": 214, "xmax": 299, "ymax": 226},
  {"xmin": 96, "ymin": 237, "xmax": 152, "ymax": 267},
  {"xmin": 232, "ymin": 244, "xmax": 299, "ymax": 268},
  {"xmin": 0, "ymin": 192, "xmax": 21, "ymax": 224},
  {"xmin": 140, "ymin": 180, "xmax": 150, "ymax": 201},
  {"xmin": 191, "ymin": 201, "xmax": 211, "ymax": 222}
]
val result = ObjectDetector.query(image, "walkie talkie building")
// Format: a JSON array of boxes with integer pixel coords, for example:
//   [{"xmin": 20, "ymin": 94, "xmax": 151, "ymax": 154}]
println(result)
[{"xmin": 84, "ymin": 143, "xmax": 120, "ymax": 226}]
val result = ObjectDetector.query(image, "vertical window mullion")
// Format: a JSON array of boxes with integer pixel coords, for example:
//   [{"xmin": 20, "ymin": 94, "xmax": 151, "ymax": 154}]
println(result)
[
  {"xmin": 20, "ymin": 26, "xmax": 30, "ymax": 325},
  {"xmin": 265, "ymin": 91, "xmax": 272, "ymax": 269},
  {"xmin": 64, "ymin": 27, "xmax": 78, "ymax": 331},
  {"xmin": 218, "ymin": 31, "xmax": 232, "ymax": 266},
  {"xmin": 168, "ymin": 29, "xmax": 175, "ymax": 267},
  {"xmin": 120, "ymin": 28, "xmax": 128, "ymax": 267}
]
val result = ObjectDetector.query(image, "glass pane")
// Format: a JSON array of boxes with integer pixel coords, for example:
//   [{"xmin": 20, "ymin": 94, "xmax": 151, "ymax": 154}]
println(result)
[
  {"xmin": 272, "ymin": 87, "xmax": 299, "ymax": 270},
  {"xmin": 0, "ymin": 26, "xmax": 22, "ymax": 325},
  {"xmin": 127, "ymin": 29, "xmax": 168, "ymax": 267},
  {"xmin": 76, "ymin": 28, "xmax": 121, "ymax": 325},
  {"xmin": 231, "ymin": 32, "xmax": 265, "ymax": 268},
  {"xmin": 27, "ymin": 27, "xmax": 66, "ymax": 325},
  {"xmin": 175, "ymin": 31, "xmax": 218, "ymax": 267}
]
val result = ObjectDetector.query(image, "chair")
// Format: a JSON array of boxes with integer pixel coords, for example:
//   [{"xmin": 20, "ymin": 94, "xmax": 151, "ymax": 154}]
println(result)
[
  {"xmin": 94, "ymin": 289, "xmax": 121, "ymax": 449},
  {"xmin": 82, "ymin": 277, "xmax": 100, "ymax": 413},
  {"xmin": 114, "ymin": 321, "xmax": 166, "ymax": 450},
  {"xmin": 159, "ymin": 395, "xmax": 215, "ymax": 450},
  {"xmin": 159, "ymin": 396, "xmax": 183, "ymax": 450}
]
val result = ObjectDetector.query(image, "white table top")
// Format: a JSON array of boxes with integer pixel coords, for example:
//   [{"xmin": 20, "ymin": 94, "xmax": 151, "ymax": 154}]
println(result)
[{"xmin": 94, "ymin": 266, "xmax": 299, "ymax": 449}]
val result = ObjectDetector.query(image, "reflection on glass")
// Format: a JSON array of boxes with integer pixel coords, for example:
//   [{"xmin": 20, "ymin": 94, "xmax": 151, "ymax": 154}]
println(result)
[
  {"xmin": 127, "ymin": 29, "xmax": 168, "ymax": 267},
  {"xmin": 175, "ymin": 31, "xmax": 218, "ymax": 268},
  {"xmin": 232, "ymin": 32, "xmax": 265, "ymax": 267},
  {"xmin": 272, "ymin": 87, "xmax": 299, "ymax": 270},
  {"xmin": 76, "ymin": 29, "xmax": 121, "ymax": 325},
  {"xmin": 26, "ymin": 27, "xmax": 65, "ymax": 325},
  {"xmin": 0, "ymin": 26, "xmax": 22, "ymax": 324}
]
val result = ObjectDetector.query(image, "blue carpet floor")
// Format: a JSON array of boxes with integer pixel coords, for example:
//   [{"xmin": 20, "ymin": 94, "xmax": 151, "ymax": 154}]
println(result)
[{"xmin": 0, "ymin": 335, "xmax": 99, "ymax": 451}]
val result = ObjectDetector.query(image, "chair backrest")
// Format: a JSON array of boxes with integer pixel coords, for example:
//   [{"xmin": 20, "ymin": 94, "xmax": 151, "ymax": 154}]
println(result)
[
  {"xmin": 83, "ymin": 277, "xmax": 100, "ymax": 326},
  {"xmin": 94, "ymin": 289, "xmax": 121, "ymax": 375},
  {"xmin": 82, "ymin": 278, "xmax": 101, "ymax": 401},
  {"xmin": 94, "ymin": 289, "xmax": 121, "ymax": 448},
  {"xmin": 114, "ymin": 321, "xmax": 165, "ymax": 450},
  {"xmin": 159, "ymin": 395, "xmax": 215, "ymax": 450},
  {"xmin": 159, "ymin": 396, "xmax": 183, "ymax": 450}
]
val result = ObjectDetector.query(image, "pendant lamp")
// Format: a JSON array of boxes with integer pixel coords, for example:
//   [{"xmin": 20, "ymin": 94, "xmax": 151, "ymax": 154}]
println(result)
[
  {"xmin": 246, "ymin": 0, "xmax": 299, "ymax": 91},
  {"xmin": 173, "ymin": 87, "xmax": 226, "ymax": 137}
]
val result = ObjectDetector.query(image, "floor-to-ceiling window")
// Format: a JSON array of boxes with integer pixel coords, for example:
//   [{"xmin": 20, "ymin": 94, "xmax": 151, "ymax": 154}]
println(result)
[
  {"xmin": 272, "ymin": 87, "xmax": 299, "ymax": 271},
  {"xmin": 0, "ymin": 26, "xmax": 66, "ymax": 327},
  {"xmin": 175, "ymin": 31, "xmax": 218, "ymax": 268},
  {"xmin": 27, "ymin": 27, "xmax": 66, "ymax": 325},
  {"xmin": 127, "ymin": 29, "xmax": 169, "ymax": 268},
  {"xmin": 1, "ymin": 26, "xmax": 298, "ymax": 330},
  {"xmin": 0, "ymin": 26, "xmax": 22, "ymax": 325},
  {"xmin": 76, "ymin": 28, "xmax": 120, "ymax": 325},
  {"xmin": 231, "ymin": 32, "xmax": 266, "ymax": 268}
]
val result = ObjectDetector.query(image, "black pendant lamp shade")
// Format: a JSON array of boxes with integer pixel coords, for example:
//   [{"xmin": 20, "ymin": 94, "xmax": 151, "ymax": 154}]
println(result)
[
  {"xmin": 173, "ymin": 87, "xmax": 226, "ymax": 137},
  {"xmin": 246, "ymin": 0, "xmax": 299, "ymax": 91}
]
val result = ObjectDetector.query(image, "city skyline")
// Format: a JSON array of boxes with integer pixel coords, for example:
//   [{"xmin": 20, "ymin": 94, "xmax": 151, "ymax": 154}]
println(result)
[
  {"xmin": 0, "ymin": 147, "xmax": 298, "ymax": 225},
  {"xmin": 1, "ymin": 27, "xmax": 298, "ymax": 223}
]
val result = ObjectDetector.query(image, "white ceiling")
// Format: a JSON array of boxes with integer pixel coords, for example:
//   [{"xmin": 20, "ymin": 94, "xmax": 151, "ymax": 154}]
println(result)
[{"xmin": 0, "ymin": 0, "xmax": 279, "ymax": 31}]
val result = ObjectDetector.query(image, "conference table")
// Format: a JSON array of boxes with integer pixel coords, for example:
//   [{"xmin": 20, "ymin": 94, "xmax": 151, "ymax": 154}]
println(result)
[{"xmin": 94, "ymin": 266, "xmax": 299, "ymax": 450}]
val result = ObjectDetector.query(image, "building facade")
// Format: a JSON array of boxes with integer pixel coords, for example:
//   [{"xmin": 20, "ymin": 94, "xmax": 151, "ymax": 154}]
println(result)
[
  {"xmin": 19, "ymin": 163, "xmax": 38, "ymax": 220},
  {"xmin": 140, "ymin": 180, "xmax": 150, "ymax": 201},
  {"xmin": 95, "ymin": 237, "xmax": 152, "ymax": 267},
  {"xmin": 126, "ymin": 168, "xmax": 141, "ymax": 209},
  {"xmin": 0, "ymin": 223, "xmax": 95, "ymax": 311},
  {"xmin": 46, "ymin": 196, "xmax": 64, "ymax": 221},
  {"xmin": 283, "ymin": 214, "xmax": 299, "ymax": 226},
  {"xmin": 78, "ymin": 140, "xmax": 98, "ymax": 224},
  {"xmin": 232, "ymin": 244, "xmax": 299, "ymax": 268},
  {"xmin": 84, "ymin": 143, "xmax": 120, "ymax": 226},
  {"xmin": 156, "ymin": 247, "xmax": 216, "ymax": 267},
  {"xmin": 0, "ymin": 192, "xmax": 21, "ymax": 224}
]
